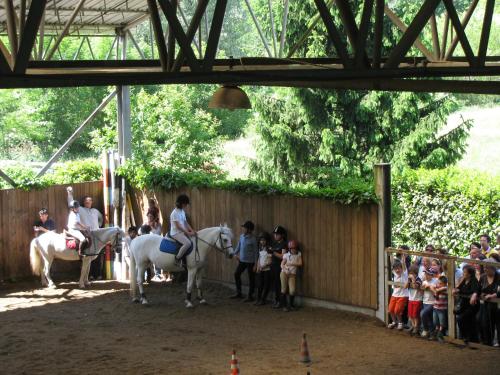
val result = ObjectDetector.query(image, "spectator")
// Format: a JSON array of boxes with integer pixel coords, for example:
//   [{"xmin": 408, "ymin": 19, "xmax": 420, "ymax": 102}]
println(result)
[
  {"xmin": 418, "ymin": 256, "xmax": 431, "ymax": 280},
  {"xmin": 387, "ymin": 256, "xmax": 408, "ymax": 330},
  {"xmin": 33, "ymin": 208, "xmax": 56, "ymax": 237},
  {"xmin": 420, "ymin": 266, "xmax": 438, "ymax": 338},
  {"xmin": 147, "ymin": 198, "xmax": 160, "ymax": 223},
  {"xmin": 480, "ymin": 234, "xmax": 499, "ymax": 259},
  {"xmin": 255, "ymin": 232, "xmax": 272, "ymax": 306},
  {"xmin": 432, "ymin": 275, "xmax": 448, "ymax": 342},
  {"xmin": 495, "ymin": 233, "xmax": 500, "ymax": 251},
  {"xmin": 230, "ymin": 221, "xmax": 258, "ymax": 302},
  {"xmin": 139, "ymin": 224, "xmax": 151, "ymax": 235},
  {"xmin": 431, "ymin": 258, "xmax": 443, "ymax": 274},
  {"xmin": 460, "ymin": 242, "xmax": 482, "ymax": 273},
  {"xmin": 280, "ymin": 239, "xmax": 303, "ymax": 312},
  {"xmin": 396, "ymin": 245, "xmax": 411, "ymax": 269},
  {"xmin": 406, "ymin": 265, "xmax": 423, "ymax": 336},
  {"xmin": 477, "ymin": 259, "xmax": 500, "ymax": 346},
  {"xmin": 270, "ymin": 225, "xmax": 287, "ymax": 308},
  {"xmin": 453, "ymin": 265, "xmax": 480, "ymax": 345},
  {"xmin": 147, "ymin": 212, "xmax": 162, "ymax": 235}
]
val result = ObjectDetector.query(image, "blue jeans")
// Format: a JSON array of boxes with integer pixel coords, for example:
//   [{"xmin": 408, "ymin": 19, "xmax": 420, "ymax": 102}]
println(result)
[
  {"xmin": 421, "ymin": 304, "xmax": 434, "ymax": 331},
  {"xmin": 433, "ymin": 308, "xmax": 448, "ymax": 330}
]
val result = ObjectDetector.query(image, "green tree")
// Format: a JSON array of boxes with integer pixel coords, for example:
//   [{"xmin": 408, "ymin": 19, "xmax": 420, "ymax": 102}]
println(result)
[{"xmin": 249, "ymin": 0, "xmax": 472, "ymax": 184}]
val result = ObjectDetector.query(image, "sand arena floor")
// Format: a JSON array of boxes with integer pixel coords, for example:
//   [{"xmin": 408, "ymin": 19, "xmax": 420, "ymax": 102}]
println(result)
[{"xmin": 0, "ymin": 280, "xmax": 498, "ymax": 375}]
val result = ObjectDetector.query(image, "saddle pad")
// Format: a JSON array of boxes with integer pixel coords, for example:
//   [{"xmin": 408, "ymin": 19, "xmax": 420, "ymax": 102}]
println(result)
[
  {"xmin": 159, "ymin": 238, "xmax": 193, "ymax": 256},
  {"xmin": 66, "ymin": 239, "xmax": 77, "ymax": 249}
]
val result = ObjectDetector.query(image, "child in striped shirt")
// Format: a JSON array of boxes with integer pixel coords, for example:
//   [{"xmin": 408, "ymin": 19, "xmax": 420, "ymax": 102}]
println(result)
[{"xmin": 432, "ymin": 275, "xmax": 448, "ymax": 342}]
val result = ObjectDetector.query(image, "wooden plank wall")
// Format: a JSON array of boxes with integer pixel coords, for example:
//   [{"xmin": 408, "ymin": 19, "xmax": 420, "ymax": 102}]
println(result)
[
  {"xmin": 133, "ymin": 188, "xmax": 378, "ymax": 310},
  {"xmin": 0, "ymin": 181, "xmax": 104, "ymax": 280}
]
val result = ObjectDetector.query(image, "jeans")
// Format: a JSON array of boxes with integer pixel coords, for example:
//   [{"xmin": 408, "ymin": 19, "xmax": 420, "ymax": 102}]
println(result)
[
  {"xmin": 433, "ymin": 308, "xmax": 448, "ymax": 330},
  {"xmin": 421, "ymin": 304, "xmax": 434, "ymax": 331},
  {"xmin": 234, "ymin": 261, "xmax": 255, "ymax": 296},
  {"xmin": 456, "ymin": 302, "xmax": 479, "ymax": 342},
  {"xmin": 271, "ymin": 263, "xmax": 281, "ymax": 303},
  {"xmin": 257, "ymin": 270, "xmax": 271, "ymax": 301}
]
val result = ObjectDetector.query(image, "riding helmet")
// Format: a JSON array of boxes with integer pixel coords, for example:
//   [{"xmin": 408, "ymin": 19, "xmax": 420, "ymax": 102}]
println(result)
[
  {"xmin": 241, "ymin": 220, "xmax": 255, "ymax": 231},
  {"xmin": 272, "ymin": 225, "xmax": 287, "ymax": 236},
  {"xmin": 69, "ymin": 200, "xmax": 80, "ymax": 209}
]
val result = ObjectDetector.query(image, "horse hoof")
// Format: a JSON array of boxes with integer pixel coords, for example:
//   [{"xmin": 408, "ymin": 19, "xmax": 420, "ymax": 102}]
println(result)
[
  {"xmin": 141, "ymin": 299, "xmax": 149, "ymax": 305},
  {"xmin": 132, "ymin": 297, "xmax": 140, "ymax": 304},
  {"xmin": 199, "ymin": 299, "xmax": 207, "ymax": 305},
  {"xmin": 84, "ymin": 282, "xmax": 91, "ymax": 287},
  {"xmin": 48, "ymin": 284, "xmax": 56, "ymax": 289},
  {"xmin": 185, "ymin": 300, "xmax": 194, "ymax": 308},
  {"xmin": 79, "ymin": 284, "xmax": 86, "ymax": 289}
]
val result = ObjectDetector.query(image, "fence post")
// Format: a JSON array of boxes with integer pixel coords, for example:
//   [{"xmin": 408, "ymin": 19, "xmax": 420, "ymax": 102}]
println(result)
[
  {"xmin": 446, "ymin": 258, "xmax": 456, "ymax": 339},
  {"xmin": 374, "ymin": 163, "xmax": 391, "ymax": 322}
]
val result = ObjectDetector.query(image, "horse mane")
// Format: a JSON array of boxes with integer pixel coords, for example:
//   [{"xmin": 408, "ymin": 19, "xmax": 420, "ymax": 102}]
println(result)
[{"xmin": 220, "ymin": 224, "xmax": 233, "ymax": 239}]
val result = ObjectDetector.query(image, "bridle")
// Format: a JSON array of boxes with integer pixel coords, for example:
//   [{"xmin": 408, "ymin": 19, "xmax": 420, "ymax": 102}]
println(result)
[
  {"xmin": 90, "ymin": 227, "xmax": 122, "ymax": 255},
  {"xmin": 196, "ymin": 228, "xmax": 233, "ymax": 256}
]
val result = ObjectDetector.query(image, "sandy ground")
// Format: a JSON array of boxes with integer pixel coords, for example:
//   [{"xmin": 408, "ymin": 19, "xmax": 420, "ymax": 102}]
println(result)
[{"xmin": 0, "ymin": 280, "xmax": 498, "ymax": 375}]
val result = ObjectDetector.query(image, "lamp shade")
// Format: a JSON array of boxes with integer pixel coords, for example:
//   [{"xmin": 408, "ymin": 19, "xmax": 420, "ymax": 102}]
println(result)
[{"xmin": 208, "ymin": 85, "xmax": 251, "ymax": 110}]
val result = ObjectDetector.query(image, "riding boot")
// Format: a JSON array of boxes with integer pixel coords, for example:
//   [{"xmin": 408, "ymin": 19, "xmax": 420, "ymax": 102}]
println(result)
[
  {"xmin": 290, "ymin": 295, "xmax": 296, "ymax": 310},
  {"xmin": 281, "ymin": 294, "xmax": 289, "ymax": 312},
  {"xmin": 78, "ymin": 241, "xmax": 85, "ymax": 256}
]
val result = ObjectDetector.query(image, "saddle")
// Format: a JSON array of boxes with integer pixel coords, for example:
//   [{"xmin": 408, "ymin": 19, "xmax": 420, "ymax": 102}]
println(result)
[
  {"xmin": 64, "ymin": 230, "xmax": 92, "ymax": 254},
  {"xmin": 159, "ymin": 235, "xmax": 193, "ymax": 257}
]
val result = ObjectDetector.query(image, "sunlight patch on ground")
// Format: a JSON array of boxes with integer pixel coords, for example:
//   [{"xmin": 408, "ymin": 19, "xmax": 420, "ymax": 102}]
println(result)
[{"xmin": 0, "ymin": 281, "xmax": 128, "ymax": 313}]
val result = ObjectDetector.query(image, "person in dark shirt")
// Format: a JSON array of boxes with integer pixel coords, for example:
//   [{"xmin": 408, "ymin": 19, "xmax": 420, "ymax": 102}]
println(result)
[
  {"xmin": 477, "ymin": 259, "xmax": 500, "ymax": 346},
  {"xmin": 33, "ymin": 208, "xmax": 56, "ymax": 237},
  {"xmin": 453, "ymin": 265, "xmax": 480, "ymax": 345},
  {"xmin": 270, "ymin": 225, "xmax": 287, "ymax": 308}
]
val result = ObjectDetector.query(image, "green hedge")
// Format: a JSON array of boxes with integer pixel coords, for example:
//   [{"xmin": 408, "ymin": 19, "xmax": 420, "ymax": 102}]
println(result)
[
  {"xmin": 117, "ymin": 162, "xmax": 377, "ymax": 205},
  {"xmin": 392, "ymin": 168, "xmax": 500, "ymax": 256},
  {"xmin": 0, "ymin": 159, "xmax": 102, "ymax": 190}
]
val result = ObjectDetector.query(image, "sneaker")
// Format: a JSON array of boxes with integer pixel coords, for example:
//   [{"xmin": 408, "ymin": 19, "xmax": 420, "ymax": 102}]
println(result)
[
  {"xmin": 229, "ymin": 293, "xmax": 243, "ymax": 299},
  {"xmin": 397, "ymin": 323, "xmax": 404, "ymax": 330},
  {"xmin": 283, "ymin": 306, "xmax": 290, "ymax": 312},
  {"xmin": 387, "ymin": 323, "xmax": 396, "ymax": 329},
  {"xmin": 272, "ymin": 301, "xmax": 281, "ymax": 309},
  {"xmin": 253, "ymin": 299, "xmax": 261, "ymax": 306},
  {"xmin": 421, "ymin": 330, "xmax": 429, "ymax": 338},
  {"xmin": 437, "ymin": 332, "xmax": 444, "ymax": 343},
  {"xmin": 243, "ymin": 296, "xmax": 255, "ymax": 303}
]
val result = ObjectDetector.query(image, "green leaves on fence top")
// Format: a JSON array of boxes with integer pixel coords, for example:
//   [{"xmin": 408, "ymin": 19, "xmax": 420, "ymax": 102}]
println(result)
[{"xmin": 117, "ymin": 162, "xmax": 377, "ymax": 205}]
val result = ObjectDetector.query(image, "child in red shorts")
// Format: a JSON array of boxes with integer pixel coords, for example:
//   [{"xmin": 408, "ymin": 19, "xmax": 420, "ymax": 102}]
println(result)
[
  {"xmin": 388, "ymin": 255, "xmax": 409, "ymax": 330},
  {"xmin": 406, "ymin": 265, "xmax": 423, "ymax": 335}
]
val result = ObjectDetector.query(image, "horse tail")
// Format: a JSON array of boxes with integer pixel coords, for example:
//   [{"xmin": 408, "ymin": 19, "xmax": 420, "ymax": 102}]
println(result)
[
  {"xmin": 30, "ymin": 238, "xmax": 42, "ymax": 276},
  {"xmin": 129, "ymin": 241, "xmax": 137, "ymax": 298}
]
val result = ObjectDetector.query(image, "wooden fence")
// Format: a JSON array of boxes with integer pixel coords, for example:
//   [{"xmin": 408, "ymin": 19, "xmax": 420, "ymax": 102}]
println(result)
[
  {"xmin": 132, "ymin": 188, "xmax": 379, "ymax": 310},
  {"xmin": 0, "ymin": 181, "xmax": 103, "ymax": 280}
]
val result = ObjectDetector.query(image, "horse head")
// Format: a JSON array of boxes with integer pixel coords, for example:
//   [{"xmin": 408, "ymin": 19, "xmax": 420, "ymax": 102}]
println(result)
[{"xmin": 218, "ymin": 224, "xmax": 234, "ymax": 259}]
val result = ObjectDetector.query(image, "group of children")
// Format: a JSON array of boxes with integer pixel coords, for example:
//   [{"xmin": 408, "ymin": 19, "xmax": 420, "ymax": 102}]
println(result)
[
  {"xmin": 231, "ymin": 222, "xmax": 303, "ymax": 312},
  {"xmin": 388, "ymin": 234, "xmax": 500, "ymax": 346}
]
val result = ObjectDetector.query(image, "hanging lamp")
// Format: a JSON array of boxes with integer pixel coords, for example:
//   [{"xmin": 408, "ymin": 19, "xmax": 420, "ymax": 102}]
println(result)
[{"xmin": 208, "ymin": 85, "xmax": 251, "ymax": 110}]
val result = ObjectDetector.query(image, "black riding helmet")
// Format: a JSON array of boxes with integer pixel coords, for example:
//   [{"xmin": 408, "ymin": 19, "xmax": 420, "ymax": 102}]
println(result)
[
  {"xmin": 272, "ymin": 225, "xmax": 287, "ymax": 237},
  {"xmin": 69, "ymin": 200, "xmax": 80, "ymax": 209},
  {"xmin": 175, "ymin": 194, "xmax": 190, "ymax": 208}
]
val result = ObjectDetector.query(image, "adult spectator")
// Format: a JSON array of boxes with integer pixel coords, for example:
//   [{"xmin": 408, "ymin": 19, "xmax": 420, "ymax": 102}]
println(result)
[
  {"xmin": 453, "ymin": 265, "xmax": 480, "ymax": 345},
  {"xmin": 495, "ymin": 233, "xmax": 500, "ymax": 251},
  {"xmin": 477, "ymin": 259, "xmax": 500, "ymax": 346},
  {"xmin": 147, "ymin": 212, "xmax": 162, "ymax": 235},
  {"xmin": 460, "ymin": 242, "xmax": 482, "ymax": 272},
  {"xmin": 147, "ymin": 198, "xmax": 160, "ymax": 223},
  {"xmin": 480, "ymin": 234, "xmax": 499, "ymax": 259},
  {"xmin": 270, "ymin": 225, "xmax": 288, "ymax": 308},
  {"xmin": 67, "ymin": 186, "xmax": 104, "ymax": 279},
  {"xmin": 33, "ymin": 208, "xmax": 56, "ymax": 237}
]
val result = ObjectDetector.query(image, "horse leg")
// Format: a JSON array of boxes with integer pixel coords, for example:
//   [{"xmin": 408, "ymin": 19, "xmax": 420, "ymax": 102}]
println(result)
[
  {"xmin": 196, "ymin": 270, "xmax": 206, "ymax": 305},
  {"xmin": 84, "ymin": 256, "xmax": 96, "ymax": 287},
  {"xmin": 79, "ymin": 257, "xmax": 90, "ymax": 288},
  {"xmin": 42, "ymin": 254, "xmax": 55, "ymax": 288},
  {"xmin": 137, "ymin": 263, "xmax": 149, "ymax": 305},
  {"xmin": 185, "ymin": 268, "xmax": 195, "ymax": 308}
]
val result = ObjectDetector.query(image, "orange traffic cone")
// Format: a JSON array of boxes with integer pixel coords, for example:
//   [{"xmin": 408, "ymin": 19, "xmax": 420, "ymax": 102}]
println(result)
[
  {"xmin": 230, "ymin": 349, "xmax": 239, "ymax": 374},
  {"xmin": 300, "ymin": 333, "xmax": 312, "ymax": 364}
]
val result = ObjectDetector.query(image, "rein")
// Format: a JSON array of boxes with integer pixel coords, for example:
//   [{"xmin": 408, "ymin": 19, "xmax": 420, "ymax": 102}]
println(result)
[{"xmin": 196, "ymin": 229, "xmax": 232, "ymax": 258}]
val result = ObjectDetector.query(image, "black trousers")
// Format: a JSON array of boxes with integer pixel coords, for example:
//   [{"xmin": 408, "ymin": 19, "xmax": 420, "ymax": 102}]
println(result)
[
  {"xmin": 478, "ymin": 302, "xmax": 500, "ymax": 346},
  {"xmin": 257, "ymin": 270, "xmax": 272, "ymax": 301},
  {"xmin": 456, "ymin": 303, "xmax": 479, "ymax": 342},
  {"xmin": 90, "ymin": 253, "xmax": 104, "ymax": 279},
  {"xmin": 234, "ymin": 261, "xmax": 255, "ymax": 296},
  {"xmin": 271, "ymin": 263, "xmax": 281, "ymax": 303}
]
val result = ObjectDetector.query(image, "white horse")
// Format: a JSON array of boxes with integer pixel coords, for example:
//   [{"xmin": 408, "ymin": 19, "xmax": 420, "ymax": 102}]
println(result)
[
  {"xmin": 130, "ymin": 225, "xmax": 234, "ymax": 307},
  {"xmin": 30, "ymin": 227, "xmax": 124, "ymax": 288}
]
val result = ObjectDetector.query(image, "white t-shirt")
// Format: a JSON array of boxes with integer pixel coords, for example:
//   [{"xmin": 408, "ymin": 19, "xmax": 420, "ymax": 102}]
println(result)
[
  {"xmin": 392, "ymin": 270, "xmax": 409, "ymax": 298},
  {"xmin": 258, "ymin": 250, "xmax": 272, "ymax": 271},
  {"xmin": 282, "ymin": 252, "xmax": 302, "ymax": 275},
  {"xmin": 170, "ymin": 208, "xmax": 187, "ymax": 236},
  {"xmin": 68, "ymin": 211, "xmax": 81, "ymax": 230},
  {"xmin": 422, "ymin": 278, "xmax": 438, "ymax": 304}
]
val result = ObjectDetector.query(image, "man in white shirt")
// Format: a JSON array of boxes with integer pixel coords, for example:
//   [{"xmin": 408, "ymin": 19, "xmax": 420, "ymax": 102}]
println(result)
[{"xmin": 67, "ymin": 200, "xmax": 89, "ymax": 255}]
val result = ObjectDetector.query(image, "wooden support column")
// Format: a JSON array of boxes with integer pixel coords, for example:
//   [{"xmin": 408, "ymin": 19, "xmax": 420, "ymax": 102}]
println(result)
[
  {"xmin": 372, "ymin": 0, "xmax": 384, "ymax": 68},
  {"xmin": 0, "ymin": 39, "xmax": 12, "ymax": 73},
  {"xmin": 446, "ymin": 258, "xmax": 457, "ymax": 339},
  {"xmin": 4, "ymin": 0, "xmax": 18, "ymax": 61},
  {"xmin": 0, "ymin": 168, "xmax": 17, "ymax": 188},
  {"xmin": 478, "ymin": 0, "xmax": 495, "ymax": 67},
  {"xmin": 167, "ymin": 0, "xmax": 178, "ymax": 70},
  {"xmin": 374, "ymin": 163, "xmax": 391, "ymax": 322},
  {"xmin": 444, "ymin": 0, "xmax": 478, "ymax": 60},
  {"xmin": 147, "ymin": 0, "xmax": 168, "ymax": 70},
  {"xmin": 442, "ymin": 0, "xmax": 476, "ymax": 67},
  {"xmin": 14, "ymin": 0, "xmax": 47, "ymax": 74}
]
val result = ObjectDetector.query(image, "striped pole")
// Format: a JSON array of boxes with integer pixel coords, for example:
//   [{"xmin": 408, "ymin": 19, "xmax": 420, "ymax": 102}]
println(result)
[
  {"xmin": 101, "ymin": 151, "xmax": 110, "ymax": 226},
  {"xmin": 230, "ymin": 349, "xmax": 239, "ymax": 375}
]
